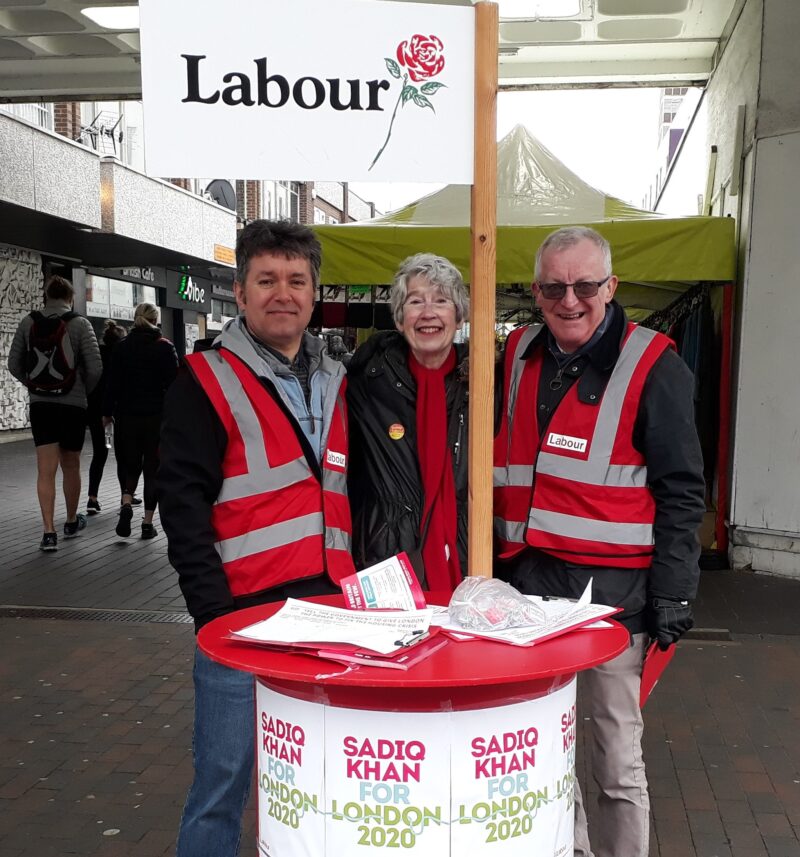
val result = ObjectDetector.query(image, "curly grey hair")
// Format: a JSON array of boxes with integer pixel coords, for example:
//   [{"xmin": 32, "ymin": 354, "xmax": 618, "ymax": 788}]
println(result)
[
  {"xmin": 390, "ymin": 253, "xmax": 470, "ymax": 325},
  {"xmin": 534, "ymin": 226, "xmax": 612, "ymax": 282}
]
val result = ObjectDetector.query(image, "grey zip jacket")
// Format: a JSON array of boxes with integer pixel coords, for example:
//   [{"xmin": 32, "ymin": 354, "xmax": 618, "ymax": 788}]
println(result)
[{"xmin": 7, "ymin": 299, "xmax": 102, "ymax": 409}]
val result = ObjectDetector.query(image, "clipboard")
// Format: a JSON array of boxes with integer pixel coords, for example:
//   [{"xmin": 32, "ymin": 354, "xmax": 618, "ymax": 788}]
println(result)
[{"xmin": 639, "ymin": 641, "xmax": 676, "ymax": 707}]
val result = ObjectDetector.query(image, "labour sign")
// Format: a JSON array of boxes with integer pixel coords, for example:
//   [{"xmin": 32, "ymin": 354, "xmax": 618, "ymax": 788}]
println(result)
[{"xmin": 139, "ymin": 0, "xmax": 474, "ymax": 182}]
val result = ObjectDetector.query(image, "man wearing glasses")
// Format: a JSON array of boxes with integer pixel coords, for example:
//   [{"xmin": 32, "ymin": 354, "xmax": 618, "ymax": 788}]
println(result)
[{"xmin": 494, "ymin": 226, "xmax": 705, "ymax": 857}]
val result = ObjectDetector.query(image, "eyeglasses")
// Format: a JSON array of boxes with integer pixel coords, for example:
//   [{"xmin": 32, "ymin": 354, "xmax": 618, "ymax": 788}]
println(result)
[
  {"xmin": 403, "ymin": 295, "xmax": 454, "ymax": 312},
  {"xmin": 536, "ymin": 277, "xmax": 611, "ymax": 300}
]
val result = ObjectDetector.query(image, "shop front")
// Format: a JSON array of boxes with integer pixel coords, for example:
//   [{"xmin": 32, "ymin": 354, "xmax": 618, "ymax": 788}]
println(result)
[
  {"xmin": 85, "ymin": 265, "xmax": 166, "ymax": 338},
  {"xmin": 165, "ymin": 269, "xmax": 212, "ymax": 356},
  {"xmin": 207, "ymin": 280, "xmax": 238, "ymax": 334}
]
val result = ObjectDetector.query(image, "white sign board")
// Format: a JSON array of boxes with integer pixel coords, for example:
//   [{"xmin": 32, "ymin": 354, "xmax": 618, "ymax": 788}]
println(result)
[
  {"xmin": 140, "ymin": 0, "xmax": 475, "ymax": 182},
  {"xmin": 325, "ymin": 706, "xmax": 451, "ymax": 855},
  {"xmin": 450, "ymin": 678, "xmax": 576, "ymax": 856},
  {"xmin": 255, "ymin": 677, "xmax": 577, "ymax": 855},
  {"xmin": 256, "ymin": 684, "xmax": 326, "ymax": 857}
]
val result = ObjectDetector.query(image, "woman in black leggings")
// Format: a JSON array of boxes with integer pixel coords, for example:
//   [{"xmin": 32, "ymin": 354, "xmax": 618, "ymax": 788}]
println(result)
[
  {"xmin": 86, "ymin": 320, "xmax": 126, "ymax": 514},
  {"xmin": 103, "ymin": 303, "xmax": 178, "ymax": 539}
]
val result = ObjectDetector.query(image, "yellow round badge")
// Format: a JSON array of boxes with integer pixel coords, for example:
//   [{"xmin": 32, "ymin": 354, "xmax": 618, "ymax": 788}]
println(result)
[{"xmin": 388, "ymin": 423, "xmax": 405, "ymax": 441}]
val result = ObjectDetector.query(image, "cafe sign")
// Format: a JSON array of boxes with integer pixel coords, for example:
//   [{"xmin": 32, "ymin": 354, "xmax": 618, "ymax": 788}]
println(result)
[{"xmin": 139, "ymin": 0, "xmax": 474, "ymax": 182}]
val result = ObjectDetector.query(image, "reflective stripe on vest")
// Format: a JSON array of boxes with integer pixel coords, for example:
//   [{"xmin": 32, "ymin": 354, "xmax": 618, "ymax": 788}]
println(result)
[
  {"xmin": 188, "ymin": 349, "xmax": 353, "ymax": 588},
  {"xmin": 507, "ymin": 324, "xmax": 657, "ymax": 489},
  {"xmin": 201, "ymin": 350, "xmax": 313, "ymax": 503},
  {"xmin": 527, "ymin": 509, "xmax": 653, "ymax": 547},
  {"xmin": 216, "ymin": 512, "xmax": 323, "ymax": 565},
  {"xmin": 494, "ymin": 323, "xmax": 669, "ymax": 564}
]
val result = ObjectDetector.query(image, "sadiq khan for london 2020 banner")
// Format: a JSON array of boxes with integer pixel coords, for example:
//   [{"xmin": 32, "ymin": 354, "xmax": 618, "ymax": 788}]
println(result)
[{"xmin": 139, "ymin": 0, "xmax": 475, "ymax": 183}]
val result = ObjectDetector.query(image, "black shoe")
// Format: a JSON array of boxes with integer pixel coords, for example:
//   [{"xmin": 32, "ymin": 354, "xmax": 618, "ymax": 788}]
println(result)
[
  {"xmin": 87, "ymin": 498, "xmax": 101, "ymax": 515},
  {"xmin": 131, "ymin": 496, "xmax": 143, "ymax": 506},
  {"xmin": 141, "ymin": 522, "xmax": 158, "ymax": 540},
  {"xmin": 40, "ymin": 532, "xmax": 58, "ymax": 552},
  {"xmin": 64, "ymin": 513, "xmax": 87, "ymax": 539},
  {"xmin": 116, "ymin": 503, "xmax": 133, "ymax": 538}
]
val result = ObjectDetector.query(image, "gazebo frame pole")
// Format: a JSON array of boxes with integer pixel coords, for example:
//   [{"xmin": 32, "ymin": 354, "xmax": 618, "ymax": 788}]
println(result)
[{"xmin": 468, "ymin": 1, "xmax": 499, "ymax": 577}]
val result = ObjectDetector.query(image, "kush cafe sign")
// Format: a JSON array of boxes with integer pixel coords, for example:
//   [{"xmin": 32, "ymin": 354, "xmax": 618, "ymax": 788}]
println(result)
[{"xmin": 139, "ymin": 0, "xmax": 474, "ymax": 182}]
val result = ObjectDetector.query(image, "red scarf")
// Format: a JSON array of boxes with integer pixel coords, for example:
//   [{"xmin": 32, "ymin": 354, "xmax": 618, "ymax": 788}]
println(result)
[{"xmin": 409, "ymin": 348, "xmax": 462, "ymax": 593}]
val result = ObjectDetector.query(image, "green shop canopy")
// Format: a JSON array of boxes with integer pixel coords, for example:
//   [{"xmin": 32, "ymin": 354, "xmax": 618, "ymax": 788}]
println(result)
[{"xmin": 315, "ymin": 126, "xmax": 736, "ymax": 312}]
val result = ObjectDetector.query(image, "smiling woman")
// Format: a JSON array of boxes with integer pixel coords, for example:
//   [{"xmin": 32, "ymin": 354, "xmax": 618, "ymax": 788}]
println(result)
[{"xmin": 346, "ymin": 253, "xmax": 470, "ymax": 595}]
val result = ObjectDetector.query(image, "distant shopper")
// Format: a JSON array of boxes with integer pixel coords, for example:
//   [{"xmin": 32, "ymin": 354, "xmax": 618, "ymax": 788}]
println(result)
[
  {"xmin": 103, "ymin": 303, "xmax": 178, "ymax": 539},
  {"xmin": 347, "ymin": 253, "xmax": 469, "ymax": 591},
  {"xmin": 85, "ymin": 320, "xmax": 126, "ymax": 515},
  {"xmin": 7, "ymin": 274, "xmax": 102, "ymax": 551}
]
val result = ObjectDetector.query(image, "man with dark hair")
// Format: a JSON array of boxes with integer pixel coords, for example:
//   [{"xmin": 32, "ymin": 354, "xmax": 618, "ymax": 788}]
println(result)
[
  {"xmin": 494, "ymin": 226, "xmax": 705, "ymax": 857},
  {"xmin": 159, "ymin": 219, "xmax": 354, "ymax": 856},
  {"xmin": 8, "ymin": 274, "xmax": 102, "ymax": 551}
]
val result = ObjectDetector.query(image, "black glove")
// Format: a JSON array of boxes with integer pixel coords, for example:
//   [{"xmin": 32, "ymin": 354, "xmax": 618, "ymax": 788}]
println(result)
[{"xmin": 646, "ymin": 597, "xmax": 693, "ymax": 651}]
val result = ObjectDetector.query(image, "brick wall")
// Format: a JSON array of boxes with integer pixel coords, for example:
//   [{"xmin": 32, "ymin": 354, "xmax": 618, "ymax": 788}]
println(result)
[
  {"xmin": 235, "ymin": 180, "xmax": 262, "ymax": 222},
  {"xmin": 299, "ymin": 182, "xmax": 314, "ymax": 224},
  {"xmin": 246, "ymin": 181, "xmax": 260, "ymax": 222},
  {"xmin": 53, "ymin": 102, "xmax": 82, "ymax": 141}
]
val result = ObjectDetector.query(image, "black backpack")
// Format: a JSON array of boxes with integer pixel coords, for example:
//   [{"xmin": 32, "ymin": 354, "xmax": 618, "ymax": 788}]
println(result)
[{"xmin": 24, "ymin": 311, "xmax": 79, "ymax": 396}]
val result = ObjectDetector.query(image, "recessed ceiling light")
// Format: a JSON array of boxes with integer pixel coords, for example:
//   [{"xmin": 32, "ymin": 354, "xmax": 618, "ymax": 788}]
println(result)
[
  {"xmin": 81, "ymin": 6, "xmax": 139, "ymax": 29},
  {"xmin": 498, "ymin": 0, "xmax": 581, "ymax": 19}
]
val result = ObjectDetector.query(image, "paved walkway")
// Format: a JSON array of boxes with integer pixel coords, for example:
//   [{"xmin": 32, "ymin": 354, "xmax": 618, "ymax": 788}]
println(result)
[{"xmin": 1, "ymin": 436, "xmax": 799, "ymax": 856}]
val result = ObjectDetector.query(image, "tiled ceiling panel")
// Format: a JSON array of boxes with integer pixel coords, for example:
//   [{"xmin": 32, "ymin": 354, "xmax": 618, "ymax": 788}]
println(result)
[
  {"xmin": 0, "ymin": 8, "xmax": 84, "ymax": 31},
  {"xmin": 0, "ymin": 0, "xmax": 740, "ymax": 101},
  {"xmin": 29, "ymin": 34, "xmax": 118, "ymax": 55},
  {"xmin": 599, "ymin": 0, "xmax": 690, "ymax": 15},
  {"xmin": 597, "ymin": 18, "xmax": 685, "ymax": 40},
  {"xmin": 0, "ymin": 37, "xmax": 32, "ymax": 57}
]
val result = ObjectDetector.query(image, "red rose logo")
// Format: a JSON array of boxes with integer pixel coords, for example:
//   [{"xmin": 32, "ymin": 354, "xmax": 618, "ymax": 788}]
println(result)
[
  {"xmin": 396, "ymin": 34, "xmax": 445, "ymax": 82},
  {"xmin": 369, "ymin": 34, "xmax": 448, "ymax": 171}
]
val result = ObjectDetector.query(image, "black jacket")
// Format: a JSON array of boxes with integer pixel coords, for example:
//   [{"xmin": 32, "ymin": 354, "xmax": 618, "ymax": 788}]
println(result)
[
  {"xmin": 495, "ymin": 302, "xmax": 706, "ymax": 634},
  {"xmin": 346, "ymin": 331, "xmax": 469, "ymax": 575},
  {"xmin": 104, "ymin": 326, "xmax": 178, "ymax": 418},
  {"xmin": 86, "ymin": 340, "xmax": 117, "ymax": 419}
]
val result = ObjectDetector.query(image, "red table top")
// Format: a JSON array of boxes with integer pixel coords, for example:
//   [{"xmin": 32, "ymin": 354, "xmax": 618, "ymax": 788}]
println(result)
[{"xmin": 198, "ymin": 594, "xmax": 629, "ymax": 694}]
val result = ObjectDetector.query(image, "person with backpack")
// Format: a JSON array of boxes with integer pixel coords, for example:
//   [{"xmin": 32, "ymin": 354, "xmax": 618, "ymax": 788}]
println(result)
[
  {"xmin": 7, "ymin": 274, "xmax": 102, "ymax": 551},
  {"xmin": 102, "ymin": 302, "xmax": 178, "ymax": 540}
]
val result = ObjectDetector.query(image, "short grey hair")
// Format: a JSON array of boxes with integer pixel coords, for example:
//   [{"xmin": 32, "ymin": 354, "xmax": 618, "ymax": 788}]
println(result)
[
  {"xmin": 390, "ymin": 253, "xmax": 470, "ymax": 325},
  {"xmin": 534, "ymin": 226, "xmax": 612, "ymax": 281}
]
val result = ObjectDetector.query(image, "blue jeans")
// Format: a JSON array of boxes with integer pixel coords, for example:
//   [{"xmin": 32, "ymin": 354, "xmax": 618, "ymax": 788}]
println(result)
[{"xmin": 176, "ymin": 646, "xmax": 254, "ymax": 857}]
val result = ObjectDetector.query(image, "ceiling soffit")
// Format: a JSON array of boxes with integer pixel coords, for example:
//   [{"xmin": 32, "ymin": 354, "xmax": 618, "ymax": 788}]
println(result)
[{"xmin": 0, "ymin": 0, "xmax": 738, "ymax": 101}]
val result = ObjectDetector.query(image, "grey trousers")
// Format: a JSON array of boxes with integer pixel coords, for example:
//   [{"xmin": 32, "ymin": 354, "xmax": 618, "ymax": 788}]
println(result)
[{"xmin": 574, "ymin": 632, "xmax": 649, "ymax": 857}]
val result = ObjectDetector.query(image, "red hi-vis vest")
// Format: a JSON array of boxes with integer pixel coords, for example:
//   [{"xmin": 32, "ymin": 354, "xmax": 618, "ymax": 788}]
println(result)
[
  {"xmin": 493, "ymin": 322, "xmax": 673, "ymax": 568},
  {"xmin": 186, "ymin": 348, "xmax": 355, "ymax": 595}
]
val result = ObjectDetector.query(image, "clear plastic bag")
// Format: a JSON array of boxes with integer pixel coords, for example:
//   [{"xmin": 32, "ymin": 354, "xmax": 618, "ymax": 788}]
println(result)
[{"xmin": 448, "ymin": 577, "xmax": 545, "ymax": 632}]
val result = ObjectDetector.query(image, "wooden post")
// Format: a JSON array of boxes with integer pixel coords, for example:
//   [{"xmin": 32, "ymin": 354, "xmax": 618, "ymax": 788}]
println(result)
[{"xmin": 468, "ymin": 1, "xmax": 498, "ymax": 577}]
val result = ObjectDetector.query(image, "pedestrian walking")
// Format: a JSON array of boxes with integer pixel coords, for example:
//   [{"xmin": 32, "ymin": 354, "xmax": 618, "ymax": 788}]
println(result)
[
  {"xmin": 103, "ymin": 302, "xmax": 178, "ymax": 539},
  {"xmin": 85, "ymin": 319, "xmax": 126, "ymax": 515},
  {"xmin": 7, "ymin": 274, "xmax": 102, "ymax": 551}
]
